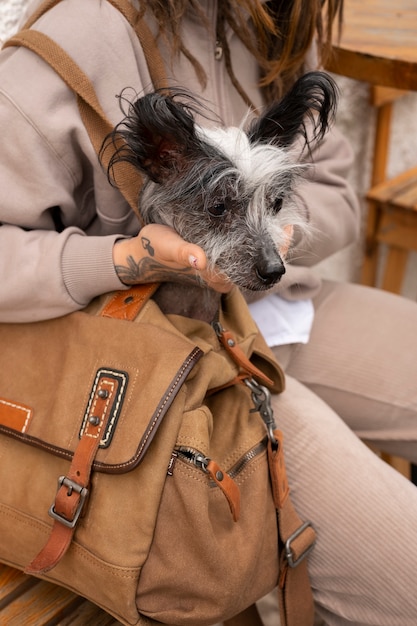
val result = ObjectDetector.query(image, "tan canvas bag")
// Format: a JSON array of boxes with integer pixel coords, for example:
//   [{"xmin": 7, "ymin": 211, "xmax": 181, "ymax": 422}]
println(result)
[{"xmin": 0, "ymin": 1, "xmax": 316, "ymax": 624}]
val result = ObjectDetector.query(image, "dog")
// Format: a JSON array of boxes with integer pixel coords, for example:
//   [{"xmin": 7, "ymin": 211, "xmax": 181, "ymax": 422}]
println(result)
[{"xmin": 105, "ymin": 71, "xmax": 337, "ymax": 322}]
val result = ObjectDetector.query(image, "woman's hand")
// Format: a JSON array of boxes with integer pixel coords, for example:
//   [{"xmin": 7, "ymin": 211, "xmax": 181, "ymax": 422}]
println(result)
[{"xmin": 113, "ymin": 224, "xmax": 232, "ymax": 293}]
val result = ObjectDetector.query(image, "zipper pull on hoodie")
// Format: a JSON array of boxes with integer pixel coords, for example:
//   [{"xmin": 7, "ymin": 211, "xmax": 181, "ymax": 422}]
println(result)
[{"xmin": 215, "ymin": 40, "xmax": 223, "ymax": 61}]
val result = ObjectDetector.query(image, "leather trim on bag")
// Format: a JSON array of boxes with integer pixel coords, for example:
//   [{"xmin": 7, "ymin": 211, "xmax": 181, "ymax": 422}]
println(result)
[
  {"xmin": 94, "ymin": 346, "xmax": 204, "ymax": 473},
  {"xmin": 0, "ymin": 397, "xmax": 33, "ymax": 433},
  {"xmin": 79, "ymin": 368, "xmax": 128, "ymax": 448},
  {"xmin": 0, "ymin": 347, "xmax": 203, "ymax": 473}
]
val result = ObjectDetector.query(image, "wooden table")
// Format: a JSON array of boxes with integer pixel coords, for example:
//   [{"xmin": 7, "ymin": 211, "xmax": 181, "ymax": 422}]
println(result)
[{"xmin": 327, "ymin": 0, "xmax": 417, "ymax": 91}]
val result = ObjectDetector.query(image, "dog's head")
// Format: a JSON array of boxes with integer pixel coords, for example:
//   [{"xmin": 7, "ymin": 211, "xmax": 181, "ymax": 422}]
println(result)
[{"xmin": 107, "ymin": 71, "xmax": 338, "ymax": 291}]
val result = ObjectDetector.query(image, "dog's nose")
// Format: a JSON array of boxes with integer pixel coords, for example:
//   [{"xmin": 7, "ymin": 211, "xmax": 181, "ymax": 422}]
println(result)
[{"xmin": 255, "ymin": 259, "xmax": 286, "ymax": 285}]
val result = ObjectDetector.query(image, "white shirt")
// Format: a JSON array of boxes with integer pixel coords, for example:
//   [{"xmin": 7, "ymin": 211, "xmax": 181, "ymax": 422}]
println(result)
[{"xmin": 248, "ymin": 294, "xmax": 314, "ymax": 348}]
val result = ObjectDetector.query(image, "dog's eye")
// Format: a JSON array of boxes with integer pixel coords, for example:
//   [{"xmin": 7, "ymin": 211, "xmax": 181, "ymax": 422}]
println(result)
[
  {"xmin": 207, "ymin": 203, "xmax": 227, "ymax": 218},
  {"xmin": 273, "ymin": 198, "xmax": 283, "ymax": 213}
]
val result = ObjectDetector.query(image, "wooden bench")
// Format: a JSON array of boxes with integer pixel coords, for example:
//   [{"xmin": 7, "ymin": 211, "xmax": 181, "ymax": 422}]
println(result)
[{"xmin": 0, "ymin": 564, "xmax": 123, "ymax": 625}]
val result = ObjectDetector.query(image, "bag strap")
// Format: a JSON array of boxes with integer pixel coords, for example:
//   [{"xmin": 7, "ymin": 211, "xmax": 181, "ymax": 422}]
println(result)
[
  {"xmin": 3, "ymin": 28, "xmax": 143, "ymax": 221},
  {"xmin": 25, "ymin": 370, "xmax": 126, "ymax": 575},
  {"xmin": 268, "ymin": 431, "xmax": 316, "ymax": 626},
  {"xmin": 3, "ymin": 0, "xmax": 169, "ymax": 222},
  {"xmin": 20, "ymin": 0, "xmax": 169, "ymax": 92}
]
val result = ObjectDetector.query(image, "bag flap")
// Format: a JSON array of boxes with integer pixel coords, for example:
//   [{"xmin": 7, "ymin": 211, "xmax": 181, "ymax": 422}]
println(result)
[{"xmin": 0, "ymin": 309, "xmax": 202, "ymax": 473}]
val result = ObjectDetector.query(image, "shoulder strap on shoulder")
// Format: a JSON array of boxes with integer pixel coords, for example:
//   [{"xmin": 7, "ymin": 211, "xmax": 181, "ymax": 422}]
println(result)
[
  {"xmin": 4, "ymin": 28, "xmax": 142, "ymax": 218},
  {"xmin": 3, "ymin": 0, "xmax": 169, "ymax": 219},
  {"xmin": 20, "ymin": 0, "xmax": 169, "ymax": 91}
]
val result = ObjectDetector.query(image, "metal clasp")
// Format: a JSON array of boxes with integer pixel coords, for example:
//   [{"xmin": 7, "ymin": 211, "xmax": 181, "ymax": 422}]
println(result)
[
  {"xmin": 48, "ymin": 476, "xmax": 89, "ymax": 529},
  {"xmin": 285, "ymin": 521, "xmax": 316, "ymax": 568},
  {"xmin": 244, "ymin": 377, "xmax": 278, "ymax": 449}
]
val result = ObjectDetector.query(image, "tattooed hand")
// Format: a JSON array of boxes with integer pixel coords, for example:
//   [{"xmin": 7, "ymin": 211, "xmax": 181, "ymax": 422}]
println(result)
[{"xmin": 112, "ymin": 224, "xmax": 232, "ymax": 293}]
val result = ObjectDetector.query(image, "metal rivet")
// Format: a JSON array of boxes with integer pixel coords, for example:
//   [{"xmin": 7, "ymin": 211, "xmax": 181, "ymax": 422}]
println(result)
[
  {"xmin": 88, "ymin": 416, "xmax": 100, "ymax": 426},
  {"xmin": 98, "ymin": 389, "xmax": 109, "ymax": 399},
  {"xmin": 227, "ymin": 339, "xmax": 235, "ymax": 347},
  {"xmin": 215, "ymin": 470, "xmax": 224, "ymax": 481}
]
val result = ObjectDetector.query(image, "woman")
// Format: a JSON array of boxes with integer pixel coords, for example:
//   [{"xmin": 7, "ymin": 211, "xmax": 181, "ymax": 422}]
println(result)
[{"xmin": 0, "ymin": 1, "xmax": 416, "ymax": 624}]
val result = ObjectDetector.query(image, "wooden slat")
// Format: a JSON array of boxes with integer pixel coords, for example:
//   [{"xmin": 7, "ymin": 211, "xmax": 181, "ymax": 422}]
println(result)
[
  {"xmin": 367, "ymin": 166, "xmax": 417, "ymax": 208},
  {"xmin": 371, "ymin": 85, "xmax": 408, "ymax": 107},
  {"xmin": 0, "ymin": 579, "xmax": 82, "ymax": 625},
  {"xmin": 0, "ymin": 565, "xmax": 124, "ymax": 625},
  {"xmin": 377, "ymin": 211, "xmax": 417, "ymax": 251},
  {"xmin": 58, "ymin": 599, "xmax": 122, "ymax": 625},
  {"xmin": 0, "ymin": 565, "xmax": 38, "ymax": 609}
]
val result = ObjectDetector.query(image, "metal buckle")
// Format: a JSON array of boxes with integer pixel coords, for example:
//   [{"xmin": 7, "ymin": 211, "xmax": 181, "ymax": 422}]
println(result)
[
  {"xmin": 244, "ymin": 377, "xmax": 278, "ymax": 449},
  {"xmin": 285, "ymin": 521, "xmax": 315, "ymax": 568},
  {"xmin": 48, "ymin": 476, "xmax": 89, "ymax": 529}
]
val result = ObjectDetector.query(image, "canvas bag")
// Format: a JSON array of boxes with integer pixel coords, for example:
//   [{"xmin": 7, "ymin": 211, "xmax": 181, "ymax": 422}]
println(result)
[{"xmin": 0, "ymin": 1, "xmax": 317, "ymax": 624}]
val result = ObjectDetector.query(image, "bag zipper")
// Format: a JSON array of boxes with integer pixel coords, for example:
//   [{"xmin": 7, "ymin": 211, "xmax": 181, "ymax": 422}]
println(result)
[
  {"xmin": 173, "ymin": 439, "xmax": 267, "ymax": 479},
  {"xmin": 168, "ymin": 439, "xmax": 268, "ymax": 522},
  {"xmin": 227, "ymin": 438, "xmax": 267, "ymax": 479}
]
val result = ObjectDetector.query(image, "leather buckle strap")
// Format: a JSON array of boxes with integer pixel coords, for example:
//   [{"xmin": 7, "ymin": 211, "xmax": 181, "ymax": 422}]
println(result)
[
  {"xmin": 267, "ymin": 429, "xmax": 316, "ymax": 626},
  {"xmin": 212, "ymin": 322, "xmax": 274, "ymax": 388},
  {"xmin": 25, "ymin": 371, "xmax": 124, "ymax": 575}
]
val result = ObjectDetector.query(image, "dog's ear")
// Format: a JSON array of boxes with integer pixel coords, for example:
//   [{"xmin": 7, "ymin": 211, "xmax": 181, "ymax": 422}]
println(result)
[
  {"xmin": 248, "ymin": 71, "xmax": 338, "ymax": 149},
  {"xmin": 107, "ymin": 91, "xmax": 200, "ymax": 183}
]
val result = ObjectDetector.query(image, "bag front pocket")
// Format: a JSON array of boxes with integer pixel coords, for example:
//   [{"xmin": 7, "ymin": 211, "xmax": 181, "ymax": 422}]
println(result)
[{"xmin": 137, "ymin": 437, "xmax": 279, "ymax": 626}]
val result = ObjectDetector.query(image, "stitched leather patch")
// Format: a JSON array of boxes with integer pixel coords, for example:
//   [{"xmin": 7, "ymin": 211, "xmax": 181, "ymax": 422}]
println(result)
[
  {"xmin": 79, "ymin": 368, "xmax": 128, "ymax": 448},
  {"xmin": 0, "ymin": 398, "xmax": 33, "ymax": 433},
  {"xmin": 101, "ymin": 284, "xmax": 158, "ymax": 321}
]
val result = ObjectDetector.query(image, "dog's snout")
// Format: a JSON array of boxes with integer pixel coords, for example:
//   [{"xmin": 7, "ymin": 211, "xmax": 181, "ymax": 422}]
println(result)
[{"xmin": 255, "ymin": 259, "xmax": 286, "ymax": 286}]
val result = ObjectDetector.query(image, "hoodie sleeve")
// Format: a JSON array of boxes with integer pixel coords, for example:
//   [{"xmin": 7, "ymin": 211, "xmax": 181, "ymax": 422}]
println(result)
[
  {"xmin": 0, "ymin": 67, "xmax": 132, "ymax": 322},
  {"xmin": 0, "ymin": 0, "xmax": 150, "ymax": 322}
]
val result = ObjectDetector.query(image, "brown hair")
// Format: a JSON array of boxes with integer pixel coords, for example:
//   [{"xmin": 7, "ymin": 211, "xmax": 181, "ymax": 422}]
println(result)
[{"xmin": 143, "ymin": 0, "xmax": 343, "ymax": 105}]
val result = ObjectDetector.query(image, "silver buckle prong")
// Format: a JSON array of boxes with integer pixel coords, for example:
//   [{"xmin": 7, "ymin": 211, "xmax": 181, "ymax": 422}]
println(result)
[{"xmin": 48, "ymin": 476, "xmax": 89, "ymax": 529}]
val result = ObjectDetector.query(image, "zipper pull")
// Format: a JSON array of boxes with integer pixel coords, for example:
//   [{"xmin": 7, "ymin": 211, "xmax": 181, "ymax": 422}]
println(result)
[
  {"xmin": 215, "ymin": 40, "xmax": 223, "ymax": 61},
  {"xmin": 175, "ymin": 447, "xmax": 241, "ymax": 522},
  {"xmin": 206, "ymin": 459, "xmax": 240, "ymax": 522},
  {"xmin": 167, "ymin": 451, "xmax": 178, "ymax": 476}
]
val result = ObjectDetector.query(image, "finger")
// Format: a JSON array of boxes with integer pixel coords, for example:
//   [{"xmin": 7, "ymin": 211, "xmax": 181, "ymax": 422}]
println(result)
[{"xmin": 141, "ymin": 224, "xmax": 207, "ymax": 270}]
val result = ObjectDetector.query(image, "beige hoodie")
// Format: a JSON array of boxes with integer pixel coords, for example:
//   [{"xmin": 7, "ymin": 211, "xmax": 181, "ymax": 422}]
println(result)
[{"xmin": 0, "ymin": 0, "xmax": 360, "ymax": 322}]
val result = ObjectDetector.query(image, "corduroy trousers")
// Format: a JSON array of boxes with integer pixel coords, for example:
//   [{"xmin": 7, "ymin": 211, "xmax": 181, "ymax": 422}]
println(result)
[{"xmin": 262, "ymin": 280, "xmax": 417, "ymax": 625}]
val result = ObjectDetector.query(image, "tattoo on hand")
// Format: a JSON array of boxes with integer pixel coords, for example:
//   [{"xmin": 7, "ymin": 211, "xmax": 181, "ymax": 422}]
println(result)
[
  {"xmin": 115, "ymin": 255, "xmax": 200, "ymax": 286},
  {"xmin": 141, "ymin": 237, "xmax": 155, "ymax": 257}
]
